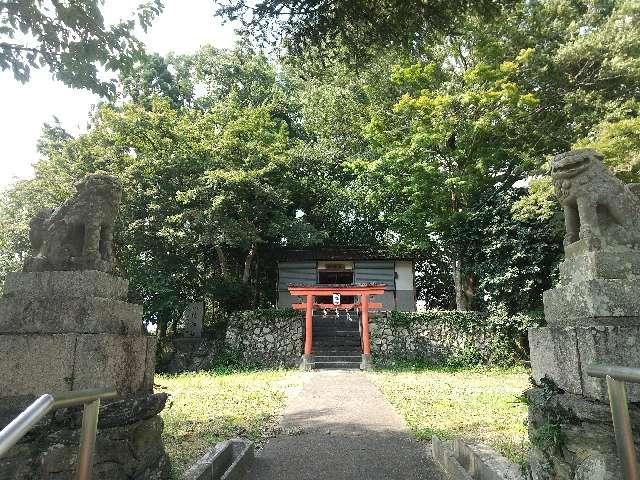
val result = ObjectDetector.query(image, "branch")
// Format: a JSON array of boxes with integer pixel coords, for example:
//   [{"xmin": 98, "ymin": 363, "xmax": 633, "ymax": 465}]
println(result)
[
  {"xmin": 242, "ymin": 243, "xmax": 257, "ymax": 284},
  {"xmin": 0, "ymin": 42, "xmax": 42, "ymax": 54},
  {"xmin": 215, "ymin": 244, "xmax": 228, "ymax": 279}
]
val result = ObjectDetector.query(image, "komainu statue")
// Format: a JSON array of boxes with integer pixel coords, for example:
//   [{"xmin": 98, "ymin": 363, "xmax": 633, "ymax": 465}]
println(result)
[
  {"xmin": 551, "ymin": 148, "xmax": 640, "ymax": 253},
  {"xmin": 24, "ymin": 173, "xmax": 123, "ymax": 272}
]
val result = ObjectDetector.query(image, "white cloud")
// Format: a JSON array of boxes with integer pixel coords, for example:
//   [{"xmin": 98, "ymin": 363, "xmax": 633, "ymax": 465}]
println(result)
[{"xmin": 0, "ymin": 0, "xmax": 237, "ymax": 188}]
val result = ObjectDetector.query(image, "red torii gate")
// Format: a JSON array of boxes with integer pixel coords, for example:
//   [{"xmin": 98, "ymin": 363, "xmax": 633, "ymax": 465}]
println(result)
[{"xmin": 288, "ymin": 283, "xmax": 385, "ymax": 370}]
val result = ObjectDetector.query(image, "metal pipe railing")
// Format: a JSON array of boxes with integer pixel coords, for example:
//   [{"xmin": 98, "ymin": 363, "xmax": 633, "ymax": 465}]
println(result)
[
  {"xmin": 0, "ymin": 387, "xmax": 117, "ymax": 480},
  {"xmin": 586, "ymin": 364, "xmax": 640, "ymax": 480}
]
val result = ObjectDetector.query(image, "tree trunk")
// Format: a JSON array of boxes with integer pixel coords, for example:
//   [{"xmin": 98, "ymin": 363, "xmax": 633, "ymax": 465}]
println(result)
[
  {"xmin": 242, "ymin": 243, "xmax": 256, "ymax": 284},
  {"xmin": 158, "ymin": 320, "xmax": 168, "ymax": 339},
  {"xmin": 452, "ymin": 257, "xmax": 468, "ymax": 311},
  {"xmin": 169, "ymin": 314, "xmax": 180, "ymax": 336},
  {"xmin": 215, "ymin": 245, "xmax": 228, "ymax": 279},
  {"xmin": 452, "ymin": 257, "xmax": 476, "ymax": 311},
  {"xmin": 463, "ymin": 274, "xmax": 476, "ymax": 306},
  {"xmin": 253, "ymin": 255, "xmax": 260, "ymax": 307}
]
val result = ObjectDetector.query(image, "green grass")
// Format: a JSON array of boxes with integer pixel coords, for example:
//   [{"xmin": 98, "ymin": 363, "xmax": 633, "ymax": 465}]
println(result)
[
  {"xmin": 155, "ymin": 368, "xmax": 302, "ymax": 478},
  {"xmin": 369, "ymin": 364, "xmax": 531, "ymax": 467}
]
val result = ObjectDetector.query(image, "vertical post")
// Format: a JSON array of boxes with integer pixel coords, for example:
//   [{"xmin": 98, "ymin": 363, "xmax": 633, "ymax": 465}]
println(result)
[
  {"xmin": 360, "ymin": 293, "xmax": 372, "ymax": 370},
  {"xmin": 304, "ymin": 294, "xmax": 313, "ymax": 355},
  {"xmin": 606, "ymin": 375, "xmax": 639, "ymax": 480},
  {"xmin": 75, "ymin": 398, "xmax": 100, "ymax": 480},
  {"xmin": 301, "ymin": 294, "xmax": 314, "ymax": 371}
]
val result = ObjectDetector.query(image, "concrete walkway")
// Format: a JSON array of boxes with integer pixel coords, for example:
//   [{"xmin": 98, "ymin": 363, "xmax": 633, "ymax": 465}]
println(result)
[{"xmin": 255, "ymin": 370, "xmax": 445, "ymax": 480}]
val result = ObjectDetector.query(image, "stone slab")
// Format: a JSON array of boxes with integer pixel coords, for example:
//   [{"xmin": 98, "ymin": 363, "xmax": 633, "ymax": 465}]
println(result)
[
  {"xmin": 577, "ymin": 326, "xmax": 640, "ymax": 401},
  {"xmin": 432, "ymin": 436, "xmax": 473, "ymax": 480},
  {"xmin": 0, "ymin": 296, "xmax": 142, "ymax": 335},
  {"xmin": 142, "ymin": 335, "xmax": 157, "ymax": 393},
  {"xmin": 0, "ymin": 334, "xmax": 76, "ymax": 398},
  {"xmin": 73, "ymin": 334, "xmax": 152, "ymax": 395},
  {"xmin": 182, "ymin": 301, "xmax": 204, "ymax": 338},
  {"xmin": 529, "ymin": 326, "xmax": 582, "ymax": 394},
  {"xmin": 559, "ymin": 250, "xmax": 640, "ymax": 285},
  {"xmin": 183, "ymin": 439, "xmax": 232, "ymax": 480},
  {"xmin": 3, "ymin": 271, "xmax": 128, "ymax": 300},
  {"xmin": 529, "ymin": 325, "xmax": 640, "ymax": 402},
  {"xmin": 543, "ymin": 279, "xmax": 640, "ymax": 325},
  {"xmin": 0, "ymin": 333, "xmax": 153, "ymax": 398}
]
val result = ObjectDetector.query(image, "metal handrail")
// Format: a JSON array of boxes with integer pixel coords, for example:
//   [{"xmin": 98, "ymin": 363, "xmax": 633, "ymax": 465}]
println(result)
[
  {"xmin": 586, "ymin": 364, "xmax": 640, "ymax": 480},
  {"xmin": 0, "ymin": 387, "xmax": 117, "ymax": 480}
]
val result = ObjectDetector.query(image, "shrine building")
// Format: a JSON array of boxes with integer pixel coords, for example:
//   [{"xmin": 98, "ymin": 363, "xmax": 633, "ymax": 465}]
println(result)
[
  {"xmin": 276, "ymin": 249, "xmax": 417, "ymax": 370},
  {"xmin": 276, "ymin": 248, "xmax": 417, "ymax": 312}
]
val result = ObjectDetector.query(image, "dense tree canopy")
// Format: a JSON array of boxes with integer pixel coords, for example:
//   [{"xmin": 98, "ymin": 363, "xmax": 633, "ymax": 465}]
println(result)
[
  {"xmin": 1, "ymin": 0, "xmax": 639, "ymax": 334},
  {"xmin": 215, "ymin": 0, "xmax": 509, "ymax": 65}
]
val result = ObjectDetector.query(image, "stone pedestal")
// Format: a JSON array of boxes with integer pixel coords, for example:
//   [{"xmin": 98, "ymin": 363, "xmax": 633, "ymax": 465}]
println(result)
[
  {"xmin": 360, "ymin": 353, "xmax": 373, "ymax": 371},
  {"xmin": 528, "ymin": 248, "xmax": 640, "ymax": 479},
  {"xmin": 0, "ymin": 271, "xmax": 169, "ymax": 479}
]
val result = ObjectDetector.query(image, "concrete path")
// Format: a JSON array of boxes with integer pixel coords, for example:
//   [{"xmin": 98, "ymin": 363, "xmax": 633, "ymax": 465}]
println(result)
[{"xmin": 255, "ymin": 370, "xmax": 445, "ymax": 480}]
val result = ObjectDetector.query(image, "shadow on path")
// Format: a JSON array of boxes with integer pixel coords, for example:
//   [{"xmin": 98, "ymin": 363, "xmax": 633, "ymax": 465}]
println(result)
[{"xmin": 255, "ymin": 370, "xmax": 445, "ymax": 480}]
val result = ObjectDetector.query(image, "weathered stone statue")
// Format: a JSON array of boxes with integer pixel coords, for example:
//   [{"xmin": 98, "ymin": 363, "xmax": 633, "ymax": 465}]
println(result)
[
  {"xmin": 528, "ymin": 149, "xmax": 640, "ymax": 480},
  {"xmin": 0, "ymin": 174, "xmax": 169, "ymax": 479},
  {"xmin": 551, "ymin": 148, "xmax": 640, "ymax": 252},
  {"xmin": 24, "ymin": 173, "xmax": 122, "ymax": 273}
]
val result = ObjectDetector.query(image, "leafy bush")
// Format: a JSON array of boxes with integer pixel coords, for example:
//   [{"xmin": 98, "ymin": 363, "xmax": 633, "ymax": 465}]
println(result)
[{"xmin": 229, "ymin": 308, "xmax": 302, "ymax": 325}]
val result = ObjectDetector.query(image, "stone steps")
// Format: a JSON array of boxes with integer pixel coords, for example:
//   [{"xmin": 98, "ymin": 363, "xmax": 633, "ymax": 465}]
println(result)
[
  {"xmin": 314, "ymin": 354, "xmax": 362, "ymax": 362},
  {"xmin": 311, "ymin": 315, "xmax": 362, "ymax": 370},
  {"xmin": 313, "ymin": 349, "xmax": 361, "ymax": 355},
  {"xmin": 312, "ymin": 329, "xmax": 359, "ymax": 336},
  {"xmin": 312, "ymin": 361, "xmax": 361, "ymax": 369}
]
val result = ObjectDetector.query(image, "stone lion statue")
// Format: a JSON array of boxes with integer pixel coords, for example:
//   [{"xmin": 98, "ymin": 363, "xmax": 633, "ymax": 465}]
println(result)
[
  {"xmin": 551, "ymin": 148, "xmax": 640, "ymax": 253},
  {"xmin": 24, "ymin": 173, "xmax": 123, "ymax": 272}
]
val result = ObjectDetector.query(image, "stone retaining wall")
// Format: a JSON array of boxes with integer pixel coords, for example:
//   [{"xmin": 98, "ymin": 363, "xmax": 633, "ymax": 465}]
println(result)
[
  {"xmin": 369, "ymin": 313, "xmax": 489, "ymax": 364},
  {"xmin": 162, "ymin": 308, "xmax": 537, "ymax": 371},
  {"xmin": 225, "ymin": 310, "xmax": 304, "ymax": 367},
  {"xmin": 158, "ymin": 334, "xmax": 225, "ymax": 374},
  {"xmin": 369, "ymin": 309, "xmax": 539, "ymax": 366}
]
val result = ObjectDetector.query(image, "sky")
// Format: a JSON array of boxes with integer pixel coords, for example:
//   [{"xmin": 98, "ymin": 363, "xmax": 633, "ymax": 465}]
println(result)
[{"xmin": 0, "ymin": 0, "xmax": 237, "ymax": 188}]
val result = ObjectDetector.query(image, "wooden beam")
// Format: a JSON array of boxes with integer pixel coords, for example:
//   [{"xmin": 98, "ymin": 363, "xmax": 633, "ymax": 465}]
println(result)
[{"xmin": 291, "ymin": 302, "xmax": 383, "ymax": 310}]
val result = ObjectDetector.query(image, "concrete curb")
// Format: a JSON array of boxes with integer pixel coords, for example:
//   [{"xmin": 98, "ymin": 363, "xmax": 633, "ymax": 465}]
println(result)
[
  {"xmin": 182, "ymin": 438, "xmax": 254, "ymax": 480},
  {"xmin": 432, "ymin": 436, "xmax": 523, "ymax": 480},
  {"xmin": 433, "ymin": 436, "xmax": 473, "ymax": 480}
]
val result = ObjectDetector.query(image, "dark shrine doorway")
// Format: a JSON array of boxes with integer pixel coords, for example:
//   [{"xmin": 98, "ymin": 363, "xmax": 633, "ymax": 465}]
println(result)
[
  {"xmin": 318, "ymin": 270, "xmax": 353, "ymax": 284},
  {"xmin": 317, "ymin": 269, "xmax": 354, "ymax": 304}
]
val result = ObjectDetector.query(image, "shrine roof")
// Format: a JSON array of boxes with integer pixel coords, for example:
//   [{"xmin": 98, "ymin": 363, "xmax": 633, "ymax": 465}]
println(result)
[{"xmin": 277, "ymin": 248, "xmax": 415, "ymax": 262}]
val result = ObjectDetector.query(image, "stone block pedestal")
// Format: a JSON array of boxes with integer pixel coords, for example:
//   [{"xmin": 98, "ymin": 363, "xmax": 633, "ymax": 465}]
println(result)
[
  {"xmin": 529, "ymin": 325, "xmax": 640, "ymax": 402},
  {"xmin": 300, "ymin": 354, "xmax": 313, "ymax": 371},
  {"xmin": 528, "ymin": 245, "xmax": 640, "ymax": 480},
  {"xmin": 360, "ymin": 353, "xmax": 373, "ymax": 371},
  {"xmin": 0, "ymin": 271, "xmax": 168, "ymax": 479}
]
